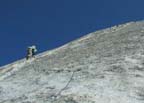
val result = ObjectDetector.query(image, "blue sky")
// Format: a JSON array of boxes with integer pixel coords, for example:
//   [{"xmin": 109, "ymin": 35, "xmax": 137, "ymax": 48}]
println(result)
[{"xmin": 0, "ymin": 0, "xmax": 144, "ymax": 66}]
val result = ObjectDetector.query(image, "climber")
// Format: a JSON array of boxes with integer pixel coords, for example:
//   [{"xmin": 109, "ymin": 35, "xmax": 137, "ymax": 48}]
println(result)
[{"xmin": 26, "ymin": 45, "xmax": 37, "ymax": 60}]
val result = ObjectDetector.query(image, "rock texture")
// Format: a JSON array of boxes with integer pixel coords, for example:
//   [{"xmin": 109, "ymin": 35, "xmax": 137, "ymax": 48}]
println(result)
[{"xmin": 1, "ymin": 21, "xmax": 144, "ymax": 103}]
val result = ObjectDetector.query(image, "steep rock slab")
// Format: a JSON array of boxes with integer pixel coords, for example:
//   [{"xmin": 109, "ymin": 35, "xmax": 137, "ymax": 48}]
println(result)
[{"xmin": 1, "ymin": 21, "xmax": 144, "ymax": 103}]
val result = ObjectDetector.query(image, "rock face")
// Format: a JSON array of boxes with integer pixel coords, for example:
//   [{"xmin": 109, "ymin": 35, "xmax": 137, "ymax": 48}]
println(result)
[{"xmin": 1, "ymin": 21, "xmax": 144, "ymax": 103}]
